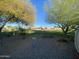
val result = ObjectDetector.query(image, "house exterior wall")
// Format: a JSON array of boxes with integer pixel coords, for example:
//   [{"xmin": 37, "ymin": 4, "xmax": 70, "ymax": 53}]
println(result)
[{"xmin": 75, "ymin": 28, "xmax": 79, "ymax": 53}]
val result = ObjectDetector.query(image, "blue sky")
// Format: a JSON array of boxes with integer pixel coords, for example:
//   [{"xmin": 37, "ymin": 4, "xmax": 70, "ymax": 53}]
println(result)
[{"xmin": 31, "ymin": 0, "xmax": 55, "ymax": 27}]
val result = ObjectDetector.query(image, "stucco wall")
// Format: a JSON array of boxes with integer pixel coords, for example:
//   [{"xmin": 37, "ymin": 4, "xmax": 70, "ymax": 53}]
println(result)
[{"xmin": 75, "ymin": 29, "xmax": 79, "ymax": 52}]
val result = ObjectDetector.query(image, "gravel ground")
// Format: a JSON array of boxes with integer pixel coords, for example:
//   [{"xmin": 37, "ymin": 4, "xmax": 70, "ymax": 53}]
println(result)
[{"xmin": 0, "ymin": 35, "xmax": 77, "ymax": 59}]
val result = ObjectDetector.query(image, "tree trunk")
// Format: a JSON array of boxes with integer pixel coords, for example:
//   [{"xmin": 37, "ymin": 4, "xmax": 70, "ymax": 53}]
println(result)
[
  {"xmin": 0, "ymin": 22, "xmax": 7, "ymax": 32},
  {"xmin": 0, "ymin": 15, "xmax": 15, "ymax": 32},
  {"xmin": 61, "ymin": 26, "xmax": 69, "ymax": 35}
]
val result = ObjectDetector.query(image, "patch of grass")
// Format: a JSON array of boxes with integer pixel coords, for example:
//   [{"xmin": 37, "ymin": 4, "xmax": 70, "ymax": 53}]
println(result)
[
  {"xmin": 0, "ymin": 29, "xmax": 75, "ymax": 42},
  {"xmin": 33, "ymin": 30, "xmax": 63, "ymax": 36},
  {"xmin": 0, "ymin": 32, "xmax": 13, "ymax": 38}
]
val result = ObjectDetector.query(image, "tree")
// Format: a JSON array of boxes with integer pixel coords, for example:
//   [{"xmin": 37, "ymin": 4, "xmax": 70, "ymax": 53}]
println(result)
[
  {"xmin": 0, "ymin": 0, "xmax": 35, "ymax": 32},
  {"xmin": 46, "ymin": 0, "xmax": 79, "ymax": 35}
]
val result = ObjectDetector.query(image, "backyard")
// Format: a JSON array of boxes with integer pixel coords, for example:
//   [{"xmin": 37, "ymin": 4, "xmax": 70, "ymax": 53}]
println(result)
[
  {"xmin": 0, "ymin": 30, "xmax": 78, "ymax": 59},
  {"xmin": 0, "ymin": 0, "xmax": 79, "ymax": 59}
]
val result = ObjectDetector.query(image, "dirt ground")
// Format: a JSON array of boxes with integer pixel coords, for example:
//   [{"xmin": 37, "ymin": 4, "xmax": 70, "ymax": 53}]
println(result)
[{"xmin": 0, "ymin": 34, "xmax": 78, "ymax": 59}]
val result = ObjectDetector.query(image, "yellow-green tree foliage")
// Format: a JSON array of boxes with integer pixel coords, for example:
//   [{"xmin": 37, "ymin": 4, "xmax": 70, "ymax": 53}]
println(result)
[
  {"xmin": 0, "ymin": 0, "xmax": 35, "ymax": 24},
  {"xmin": 47, "ymin": 0, "xmax": 79, "ymax": 25},
  {"xmin": 47, "ymin": 0, "xmax": 79, "ymax": 34}
]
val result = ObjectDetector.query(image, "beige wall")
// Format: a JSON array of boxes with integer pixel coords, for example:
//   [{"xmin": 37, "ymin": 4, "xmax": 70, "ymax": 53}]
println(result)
[
  {"xmin": 75, "ymin": 30, "xmax": 79, "ymax": 53},
  {"xmin": 31, "ymin": 27, "xmax": 61, "ymax": 31}
]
